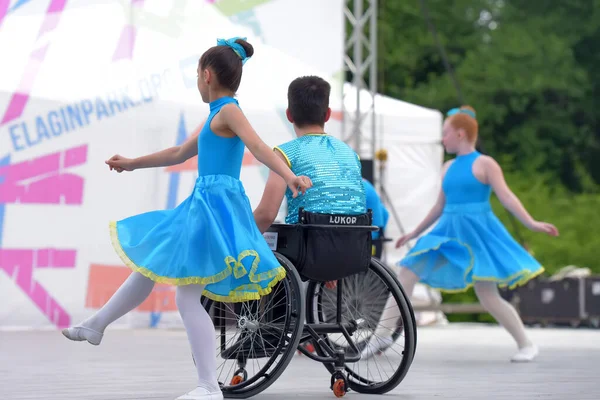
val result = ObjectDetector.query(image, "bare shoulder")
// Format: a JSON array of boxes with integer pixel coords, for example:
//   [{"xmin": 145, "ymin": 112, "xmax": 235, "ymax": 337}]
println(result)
[
  {"xmin": 477, "ymin": 155, "xmax": 502, "ymax": 171},
  {"xmin": 478, "ymin": 154, "xmax": 495, "ymax": 163},
  {"xmin": 473, "ymin": 155, "xmax": 504, "ymax": 184},
  {"xmin": 212, "ymin": 103, "xmax": 243, "ymax": 137},
  {"xmin": 223, "ymin": 102, "xmax": 242, "ymax": 112},
  {"xmin": 216, "ymin": 102, "xmax": 243, "ymax": 121}
]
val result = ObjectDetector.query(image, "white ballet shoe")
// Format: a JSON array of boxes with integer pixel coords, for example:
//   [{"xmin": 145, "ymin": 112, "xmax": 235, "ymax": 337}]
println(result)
[
  {"xmin": 61, "ymin": 326, "xmax": 103, "ymax": 346},
  {"xmin": 511, "ymin": 344, "xmax": 539, "ymax": 363},
  {"xmin": 175, "ymin": 387, "xmax": 223, "ymax": 400},
  {"xmin": 360, "ymin": 335, "xmax": 394, "ymax": 360}
]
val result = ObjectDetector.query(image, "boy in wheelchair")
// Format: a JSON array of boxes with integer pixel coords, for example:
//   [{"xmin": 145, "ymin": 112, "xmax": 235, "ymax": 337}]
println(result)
[
  {"xmin": 253, "ymin": 75, "xmax": 366, "ymax": 233},
  {"xmin": 253, "ymin": 75, "xmax": 369, "ymax": 353},
  {"xmin": 216, "ymin": 77, "xmax": 416, "ymax": 395}
]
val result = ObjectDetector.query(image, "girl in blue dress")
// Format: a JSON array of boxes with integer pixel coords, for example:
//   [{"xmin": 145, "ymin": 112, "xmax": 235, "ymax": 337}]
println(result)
[
  {"xmin": 62, "ymin": 37, "xmax": 312, "ymax": 400},
  {"xmin": 364, "ymin": 105, "xmax": 558, "ymax": 363}
]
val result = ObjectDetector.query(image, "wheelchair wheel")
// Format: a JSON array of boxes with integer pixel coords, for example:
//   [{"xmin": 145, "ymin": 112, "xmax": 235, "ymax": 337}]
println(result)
[
  {"xmin": 202, "ymin": 253, "xmax": 305, "ymax": 399},
  {"xmin": 373, "ymin": 258, "xmax": 418, "ymax": 362},
  {"xmin": 306, "ymin": 258, "xmax": 416, "ymax": 395}
]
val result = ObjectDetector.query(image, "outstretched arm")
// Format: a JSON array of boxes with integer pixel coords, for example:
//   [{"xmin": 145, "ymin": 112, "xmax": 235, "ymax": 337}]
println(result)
[
  {"xmin": 221, "ymin": 105, "xmax": 311, "ymax": 197},
  {"xmin": 410, "ymin": 189, "xmax": 446, "ymax": 238},
  {"xmin": 412, "ymin": 160, "xmax": 455, "ymax": 236},
  {"xmin": 106, "ymin": 136, "xmax": 198, "ymax": 172},
  {"xmin": 396, "ymin": 160, "xmax": 452, "ymax": 248},
  {"xmin": 484, "ymin": 156, "xmax": 558, "ymax": 236},
  {"xmin": 484, "ymin": 157, "xmax": 535, "ymax": 227}
]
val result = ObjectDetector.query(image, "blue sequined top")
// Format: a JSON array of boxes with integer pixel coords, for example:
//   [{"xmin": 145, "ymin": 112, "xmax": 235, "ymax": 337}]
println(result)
[{"xmin": 275, "ymin": 134, "xmax": 366, "ymax": 224}]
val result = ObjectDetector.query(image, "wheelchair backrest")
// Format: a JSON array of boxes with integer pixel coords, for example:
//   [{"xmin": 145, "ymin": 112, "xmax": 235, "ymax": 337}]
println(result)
[
  {"xmin": 299, "ymin": 208, "xmax": 372, "ymax": 226},
  {"xmin": 295, "ymin": 208, "xmax": 375, "ymax": 282}
]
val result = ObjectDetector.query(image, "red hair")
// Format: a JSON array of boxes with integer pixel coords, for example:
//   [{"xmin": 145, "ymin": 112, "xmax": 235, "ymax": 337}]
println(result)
[{"xmin": 448, "ymin": 105, "xmax": 478, "ymax": 143}]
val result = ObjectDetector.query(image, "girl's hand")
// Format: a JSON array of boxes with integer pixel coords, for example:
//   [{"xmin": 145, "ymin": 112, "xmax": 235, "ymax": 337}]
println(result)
[
  {"xmin": 395, "ymin": 232, "xmax": 416, "ymax": 248},
  {"xmin": 528, "ymin": 221, "xmax": 559, "ymax": 237},
  {"xmin": 286, "ymin": 175, "xmax": 313, "ymax": 198},
  {"xmin": 105, "ymin": 155, "xmax": 135, "ymax": 173}
]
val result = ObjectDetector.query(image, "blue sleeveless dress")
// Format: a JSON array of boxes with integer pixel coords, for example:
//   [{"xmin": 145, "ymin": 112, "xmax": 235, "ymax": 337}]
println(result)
[
  {"xmin": 400, "ymin": 151, "xmax": 544, "ymax": 292},
  {"xmin": 275, "ymin": 134, "xmax": 366, "ymax": 224},
  {"xmin": 109, "ymin": 96, "xmax": 285, "ymax": 302}
]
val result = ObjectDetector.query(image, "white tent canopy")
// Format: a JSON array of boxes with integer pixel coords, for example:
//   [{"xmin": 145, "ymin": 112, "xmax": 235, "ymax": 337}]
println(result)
[
  {"xmin": 330, "ymin": 84, "xmax": 444, "ymax": 263},
  {"xmin": 338, "ymin": 83, "xmax": 442, "ymax": 144}
]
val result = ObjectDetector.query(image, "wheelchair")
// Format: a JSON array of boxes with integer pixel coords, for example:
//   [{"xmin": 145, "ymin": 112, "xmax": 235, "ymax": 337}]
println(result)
[{"xmin": 201, "ymin": 209, "xmax": 417, "ymax": 398}]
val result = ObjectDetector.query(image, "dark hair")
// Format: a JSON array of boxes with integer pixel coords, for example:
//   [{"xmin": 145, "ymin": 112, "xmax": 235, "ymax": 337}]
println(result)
[
  {"xmin": 199, "ymin": 39, "xmax": 254, "ymax": 93},
  {"xmin": 287, "ymin": 76, "xmax": 331, "ymax": 127}
]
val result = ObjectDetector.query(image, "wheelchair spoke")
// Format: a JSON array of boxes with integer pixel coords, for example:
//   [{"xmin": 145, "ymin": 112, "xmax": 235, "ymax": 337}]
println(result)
[
  {"xmin": 204, "ymin": 253, "xmax": 305, "ymax": 398},
  {"xmin": 306, "ymin": 259, "xmax": 414, "ymax": 394}
]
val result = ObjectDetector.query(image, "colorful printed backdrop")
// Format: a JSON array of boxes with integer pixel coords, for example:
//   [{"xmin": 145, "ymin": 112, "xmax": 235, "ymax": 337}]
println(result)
[{"xmin": 0, "ymin": 0, "xmax": 343, "ymax": 329}]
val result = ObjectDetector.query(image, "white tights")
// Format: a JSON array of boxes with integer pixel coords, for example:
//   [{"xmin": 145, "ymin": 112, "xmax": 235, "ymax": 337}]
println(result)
[
  {"xmin": 81, "ymin": 272, "xmax": 219, "ymax": 391},
  {"xmin": 375, "ymin": 267, "xmax": 532, "ymax": 349}
]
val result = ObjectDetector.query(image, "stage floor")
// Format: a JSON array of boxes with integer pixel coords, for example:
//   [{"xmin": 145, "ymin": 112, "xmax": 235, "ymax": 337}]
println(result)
[{"xmin": 1, "ymin": 323, "xmax": 597, "ymax": 399}]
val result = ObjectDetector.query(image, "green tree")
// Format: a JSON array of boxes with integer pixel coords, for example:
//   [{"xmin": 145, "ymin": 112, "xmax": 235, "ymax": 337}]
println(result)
[{"xmin": 377, "ymin": 0, "xmax": 600, "ymax": 191}]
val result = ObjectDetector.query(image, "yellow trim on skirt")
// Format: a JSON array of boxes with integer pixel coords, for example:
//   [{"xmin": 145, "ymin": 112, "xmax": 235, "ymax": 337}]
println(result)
[{"xmin": 109, "ymin": 221, "xmax": 286, "ymax": 303}]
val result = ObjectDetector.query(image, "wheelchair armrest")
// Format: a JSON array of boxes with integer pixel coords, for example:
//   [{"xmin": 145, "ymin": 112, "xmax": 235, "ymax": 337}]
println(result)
[
  {"xmin": 268, "ymin": 223, "xmax": 378, "ymax": 232},
  {"xmin": 268, "ymin": 223, "xmax": 293, "ymax": 229},
  {"xmin": 299, "ymin": 224, "xmax": 379, "ymax": 232}
]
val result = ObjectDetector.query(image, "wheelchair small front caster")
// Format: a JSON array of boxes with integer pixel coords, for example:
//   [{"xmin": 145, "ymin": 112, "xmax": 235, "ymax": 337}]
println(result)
[
  {"xmin": 230, "ymin": 368, "xmax": 248, "ymax": 385},
  {"xmin": 330, "ymin": 371, "xmax": 348, "ymax": 398}
]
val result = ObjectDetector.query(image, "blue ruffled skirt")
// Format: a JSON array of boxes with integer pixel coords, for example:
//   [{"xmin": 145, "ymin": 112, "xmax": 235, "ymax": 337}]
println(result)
[
  {"xmin": 399, "ymin": 202, "xmax": 544, "ymax": 292},
  {"xmin": 109, "ymin": 174, "xmax": 285, "ymax": 302}
]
